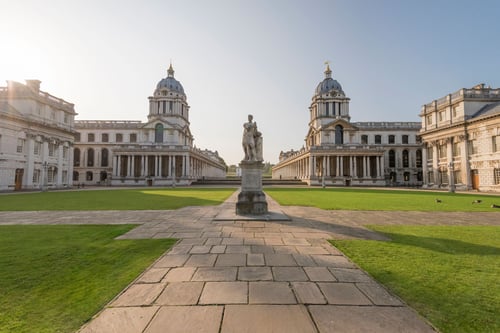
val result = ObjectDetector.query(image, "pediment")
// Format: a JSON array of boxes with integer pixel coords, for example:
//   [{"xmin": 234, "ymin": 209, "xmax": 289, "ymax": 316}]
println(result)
[
  {"xmin": 321, "ymin": 119, "xmax": 358, "ymax": 131},
  {"xmin": 141, "ymin": 119, "xmax": 179, "ymax": 130}
]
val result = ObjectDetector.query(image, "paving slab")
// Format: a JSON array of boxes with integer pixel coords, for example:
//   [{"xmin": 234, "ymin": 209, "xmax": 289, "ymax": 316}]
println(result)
[
  {"xmin": 304, "ymin": 266, "xmax": 337, "ymax": 282},
  {"xmin": 318, "ymin": 282, "xmax": 372, "ymax": 305},
  {"xmin": 238, "ymin": 266, "xmax": 273, "ymax": 281},
  {"xmin": 272, "ymin": 267, "xmax": 308, "ymax": 281},
  {"xmin": 112, "ymin": 283, "xmax": 165, "ymax": 307},
  {"xmin": 162, "ymin": 267, "xmax": 196, "ymax": 282},
  {"xmin": 215, "ymin": 253, "xmax": 247, "ymax": 266},
  {"xmin": 199, "ymin": 282, "xmax": 248, "ymax": 304},
  {"xmin": 155, "ymin": 282, "xmax": 203, "ymax": 305},
  {"xmin": 191, "ymin": 267, "xmax": 237, "ymax": 281},
  {"xmin": 79, "ymin": 306, "xmax": 159, "ymax": 333},
  {"xmin": 144, "ymin": 306, "xmax": 223, "ymax": 333},
  {"xmin": 221, "ymin": 305, "xmax": 316, "ymax": 333},
  {"xmin": 292, "ymin": 282, "xmax": 327, "ymax": 304},
  {"xmin": 249, "ymin": 282, "xmax": 297, "ymax": 304},
  {"xmin": 309, "ymin": 305, "xmax": 436, "ymax": 333}
]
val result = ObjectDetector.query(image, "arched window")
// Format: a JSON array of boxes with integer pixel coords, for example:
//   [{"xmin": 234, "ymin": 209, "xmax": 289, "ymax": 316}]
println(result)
[
  {"xmin": 74, "ymin": 148, "xmax": 80, "ymax": 166},
  {"xmin": 416, "ymin": 150, "xmax": 422, "ymax": 168},
  {"xmin": 402, "ymin": 150, "xmax": 409, "ymax": 167},
  {"xmin": 101, "ymin": 148, "xmax": 109, "ymax": 167},
  {"xmin": 155, "ymin": 123, "xmax": 164, "ymax": 143},
  {"xmin": 335, "ymin": 125, "xmax": 343, "ymax": 144},
  {"xmin": 87, "ymin": 148, "xmax": 94, "ymax": 167},
  {"xmin": 389, "ymin": 150, "xmax": 396, "ymax": 168}
]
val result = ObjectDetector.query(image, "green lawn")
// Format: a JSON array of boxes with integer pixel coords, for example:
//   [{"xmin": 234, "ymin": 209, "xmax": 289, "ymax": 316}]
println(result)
[
  {"xmin": 0, "ymin": 225, "xmax": 175, "ymax": 333},
  {"xmin": 266, "ymin": 187, "xmax": 500, "ymax": 211},
  {"xmin": 331, "ymin": 226, "xmax": 500, "ymax": 333},
  {"xmin": 0, "ymin": 188, "xmax": 235, "ymax": 211}
]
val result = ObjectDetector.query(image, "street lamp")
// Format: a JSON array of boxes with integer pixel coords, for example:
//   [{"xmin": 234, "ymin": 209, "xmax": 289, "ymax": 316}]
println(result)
[{"xmin": 448, "ymin": 161, "xmax": 455, "ymax": 193}]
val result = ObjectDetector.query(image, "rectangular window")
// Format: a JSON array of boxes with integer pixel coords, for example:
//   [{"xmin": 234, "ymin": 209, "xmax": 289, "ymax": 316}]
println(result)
[
  {"xmin": 454, "ymin": 170, "xmax": 462, "ymax": 184},
  {"xmin": 88, "ymin": 133, "xmax": 95, "ymax": 142},
  {"xmin": 64, "ymin": 113, "xmax": 69, "ymax": 124},
  {"xmin": 33, "ymin": 169, "xmax": 40, "ymax": 183},
  {"xmin": 388, "ymin": 135, "xmax": 395, "ymax": 144},
  {"xmin": 428, "ymin": 171, "xmax": 434, "ymax": 184},
  {"xmin": 426, "ymin": 115, "xmax": 433, "ymax": 125},
  {"xmin": 102, "ymin": 133, "xmax": 109, "ymax": 142},
  {"xmin": 452, "ymin": 106, "xmax": 458, "ymax": 117},
  {"xmin": 402, "ymin": 135, "xmax": 409, "ymax": 144},
  {"xmin": 427, "ymin": 146, "xmax": 433, "ymax": 162},
  {"xmin": 493, "ymin": 135, "xmax": 500, "ymax": 152},
  {"xmin": 47, "ymin": 168, "xmax": 54, "ymax": 183},
  {"xmin": 494, "ymin": 168, "xmax": 500, "ymax": 185},
  {"xmin": 361, "ymin": 135, "xmax": 368, "ymax": 144},
  {"xmin": 62, "ymin": 170, "xmax": 68, "ymax": 183},
  {"xmin": 48, "ymin": 143, "xmax": 55, "ymax": 157},
  {"xmin": 116, "ymin": 133, "xmax": 123, "ymax": 142},
  {"xmin": 34, "ymin": 141, "xmax": 41, "ymax": 155},
  {"xmin": 438, "ymin": 145, "xmax": 447, "ymax": 159},
  {"xmin": 169, "ymin": 101, "xmax": 173, "ymax": 112},
  {"xmin": 452, "ymin": 142, "xmax": 461, "ymax": 157},
  {"xmin": 325, "ymin": 102, "xmax": 329, "ymax": 116},
  {"xmin": 468, "ymin": 140, "xmax": 478, "ymax": 155},
  {"xmin": 439, "ymin": 111, "xmax": 445, "ymax": 121},
  {"xmin": 375, "ymin": 135, "xmax": 381, "ymax": 144},
  {"xmin": 130, "ymin": 133, "xmax": 137, "ymax": 143},
  {"xmin": 17, "ymin": 139, "xmax": 25, "ymax": 153},
  {"xmin": 75, "ymin": 133, "xmax": 81, "ymax": 142}
]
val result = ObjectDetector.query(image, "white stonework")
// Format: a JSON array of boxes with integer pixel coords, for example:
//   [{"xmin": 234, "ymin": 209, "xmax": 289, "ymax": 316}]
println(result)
[
  {"xmin": 419, "ymin": 84, "xmax": 500, "ymax": 192},
  {"xmin": 272, "ymin": 64, "xmax": 422, "ymax": 186},
  {"xmin": 73, "ymin": 65, "xmax": 226, "ymax": 186},
  {"xmin": 0, "ymin": 80, "xmax": 76, "ymax": 191}
]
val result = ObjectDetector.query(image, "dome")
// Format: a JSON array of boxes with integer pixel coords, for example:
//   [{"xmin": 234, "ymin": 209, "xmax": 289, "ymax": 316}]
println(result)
[
  {"xmin": 156, "ymin": 64, "xmax": 185, "ymax": 94},
  {"xmin": 315, "ymin": 63, "xmax": 343, "ymax": 95}
]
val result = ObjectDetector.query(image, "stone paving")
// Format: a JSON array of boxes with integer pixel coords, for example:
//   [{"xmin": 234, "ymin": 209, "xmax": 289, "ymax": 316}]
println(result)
[{"xmin": 1, "ymin": 191, "xmax": 498, "ymax": 332}]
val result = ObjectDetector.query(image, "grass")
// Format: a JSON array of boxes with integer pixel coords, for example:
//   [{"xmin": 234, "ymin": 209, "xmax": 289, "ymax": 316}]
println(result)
[
  {"xmin": 0, "ymin": 188, "xmax": 235, "ymax": 211},
  {"xmin": 0, "ymin": 225, "xmax": 175, "ymax": 333},
  {"xmin": 265, "ymin": 187, "xmax": 500, "ymax": 211},
  {"xmin": 331, "ymin": 226, "xmax": 500, "ymax": 333}
]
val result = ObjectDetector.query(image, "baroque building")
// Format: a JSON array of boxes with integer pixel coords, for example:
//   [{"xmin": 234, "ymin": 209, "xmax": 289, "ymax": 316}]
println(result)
[
  {"xmin": 73, "ymin": 65, "xmax": 226, "ymax": 186},
  {"xmin": 0, "ymin": 80, "xmax": 76, "ymax": 191},
  {"xmin": 272, "ymin": 64, "xmax": 423, "ymax": 186},
  {"xmin": 419, "ymin": 84, "xmax": 500, "ymax": 192}
]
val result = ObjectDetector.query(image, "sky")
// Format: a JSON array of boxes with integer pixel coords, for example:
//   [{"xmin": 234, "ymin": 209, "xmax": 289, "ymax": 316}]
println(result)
[{"xmin": 1, "ymin": 0, "xmax": 499, "ymax": 165}]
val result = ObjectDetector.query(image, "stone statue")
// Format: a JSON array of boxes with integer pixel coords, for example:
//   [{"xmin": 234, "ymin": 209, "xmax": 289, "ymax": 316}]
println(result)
[{"xmin": 242, "ymin": 114, "xmax": 259, "ymax": 161}]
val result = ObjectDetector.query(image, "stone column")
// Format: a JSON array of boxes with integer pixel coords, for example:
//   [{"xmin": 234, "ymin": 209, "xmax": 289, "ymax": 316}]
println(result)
[
  {"xmin": 57, "ymin": 144, "xmax": 63, "ymax": 185},
  {"xmin": 422, "ymin": 145, "xmax": 428, "ymax": 187}
]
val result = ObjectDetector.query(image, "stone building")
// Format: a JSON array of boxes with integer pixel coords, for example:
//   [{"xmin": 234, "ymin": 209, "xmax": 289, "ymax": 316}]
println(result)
[
  {"xmin": 272, "ymin": 64, "xmax": 423, "ymax": 186},
  {"xmin": 0, "ymin": 80, "xmax": 76, "ymax": 191},
  {"xmin": 419, "ymin": 84, "xmax": 500, "ymax": 192},
  {"xmin": 73, "ymin": 65, "xmax": 226, "ymax": 186}
]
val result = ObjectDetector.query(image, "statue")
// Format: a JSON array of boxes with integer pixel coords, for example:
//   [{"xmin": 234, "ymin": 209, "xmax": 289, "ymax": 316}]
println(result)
[{"xmin": 242, "ymin": 114, "xmax": 263, "ymax": 162}]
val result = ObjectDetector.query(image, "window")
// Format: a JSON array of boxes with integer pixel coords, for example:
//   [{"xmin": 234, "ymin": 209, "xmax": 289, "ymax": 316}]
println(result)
[
  {"xmin": 48, "ymin": 142, "xmax": 56, "ymax": 157},
  {"xmin": 428, "ymin": 171, "xmax": 434, "ymax": 184},
  {"xmin": 63, "ymin": 146, "xmax": 68, "ymax": 159},
  {"xmin": 416, "ymin": 150, "xmax": 422, "ymax": 168},
  {"xmin": 16, "ymin": 139, "xmax": 25, "ymax": 153},
  {"xmin": 389, "ymin": 150, "xmax": 396, "ymax": 168},
  {"xmin": 87, "ymin": 148, "xmax": 94, "ymax": 167},
  {"xmin": 62, "ymin": 170, "xmax": 68, "ymax": 183},
  {"xmin": 75, "ymin": 132, "xmax": 81, "ymax": 142},
  {"xmin": 101, "ymin": 148, "xmax": 109, "ymax": 167},
  {"xmin": 375, "ymin": 135, "xmax": 381, "ymax": 144},
  {"xmin": 155, "ymin": 123, "xmax": 164, "ymax": 143},
  {"xmin": 427, "ymin": 146, "xmax": 434, "ymax": 161},
  {"xmin": 88, "ymin": 133, "xmax": 95, "ymax": 142},
  {"xmin": 452, "ymin": 106, "xmax": 458, "ymax": 117},
  {"xmin": 439, "ymin": 111, "xmax": 445, "ymax": 121},
  {"xmin": 438, "ymin": 144, "xmax": 447, "ymax": 159},
  {"xmin": 64, "ymin": 113, "xmax": 69, "ymax": 124},
  {"xmin": 33, "ymin": 169, "xmax": 40, "ymax": 183},
  {"xmin": 74, "ymin": 148, "xmax": 80, "ymax": 166},
  {"xmin": 325, "ymin": 102, "xmax": 329, "ymax": 116},
  {"xmin": 402, "ymin": 150, "xmax": 409, "ymax": 168},
  {"xmin": 453, "ymin": 142, "xmax": 461, "ymax": 157},
  {"xmin": 361, "ymin": 135, "xmax": 368, "ymax": 144},
  {"xmin": 468, "ymin": 140, "xmax": 478, "ymax": 155},
  {"xmin": 86, "ymin": 171, "xmax": 93, "ymax": 181},
  {"xmin": 130, "ymin": 133, "xmax": 137, "ymax": 142},
  {"xmin": 335, "ymin": 125, "xmax": 343, "ymax": 144},
  {"xmin": 388, "ymin": 135, "xmax": 395, "ymax": 144},
  {"xmin": 404, "ymin": 172, "xmax": 410, "ymax": 181},
  {"xmin": 102, "ymin": 133, "xmax": 109, "ymax": 142},
  {"xmin": 169, "ymin": 101, "xmax": 173, "ymax": 112},
  {"xmin": 116, "ymin": 133, "xmax": 123, "ymax": 142},
  {"xmin": 73, "ymin": 171, "xmax": 79, "ymax": 181},
  {"xmin": 493, "ymin": 135, "xmax": 500, "ymax": 152},
  {"xmin": 34, "ymin": 141, "xmax": 41, "ymax": 155},
  {"xmin": 402, "ymin": 135, "xmax": 409, "ymax": 144},
  {"xmin": 416, "ymin": 135, "xmax": 422, "ymax": 144},
  {"xmin": 426, "ymin": 115, "xmax": 433, "ymax": 125},
  {"xmin": 47, "ymin": 167, "xmax": 56, "ymax": 184},
  {"xmin": 494, "ymin": 168, "xmax": 500, "ymax": 185},
  {"xmin": 454, "ymin": 170, "xmax": 462, "ymax": 184}
]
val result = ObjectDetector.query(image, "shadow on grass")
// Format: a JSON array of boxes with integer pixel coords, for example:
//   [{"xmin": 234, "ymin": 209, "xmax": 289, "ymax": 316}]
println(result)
[{"xmin": 377, "ymin": 231, "xmax": 500, "ymax": 256}]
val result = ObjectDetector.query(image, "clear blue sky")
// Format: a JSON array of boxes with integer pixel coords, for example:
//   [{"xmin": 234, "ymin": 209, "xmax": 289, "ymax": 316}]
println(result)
[{"xmin": 1, "ymin": 0, "xmax": 499, "ymax": 165}]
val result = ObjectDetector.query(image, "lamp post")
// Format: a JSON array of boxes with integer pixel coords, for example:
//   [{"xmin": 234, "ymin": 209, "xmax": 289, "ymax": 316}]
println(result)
[
  {"xmin": 448, "ymin": 161, "xmax": 455, "ymax": 193},
  {"xmin": 42, "ymin": 161, "xmax": 48, "ymax": 192}
]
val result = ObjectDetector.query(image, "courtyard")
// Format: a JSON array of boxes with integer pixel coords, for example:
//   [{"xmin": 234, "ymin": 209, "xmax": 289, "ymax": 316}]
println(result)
[{"xmin": 0, "ymin": 187, "xmax": 499, "ymax": 333}]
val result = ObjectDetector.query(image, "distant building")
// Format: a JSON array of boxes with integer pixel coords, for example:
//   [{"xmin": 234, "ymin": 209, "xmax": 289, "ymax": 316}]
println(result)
[
  {"xmin": 0, "ymin": 80, "xmax": 77, "ymax": 191},
  {"xmin": 272, "ymin": 64, "xmax": 423, "ymax": 186},
  {"xmin": 419, "ymin": 84, "xmax": 500, "ymax": 192},
  {"xmin": 73, "ymin": 64, "xmax": 226, "ymax": 186}
]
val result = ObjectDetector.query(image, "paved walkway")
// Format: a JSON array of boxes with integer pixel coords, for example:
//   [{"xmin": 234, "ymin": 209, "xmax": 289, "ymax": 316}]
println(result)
[{"xmin": 1, "ymin": 191, "xmax": 498, "ymax": 332}]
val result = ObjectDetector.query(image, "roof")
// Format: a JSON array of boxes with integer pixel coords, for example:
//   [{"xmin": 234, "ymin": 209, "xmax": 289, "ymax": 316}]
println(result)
[{"xmin": 470, "ymin": 101, "xmax": 500, "ymax": 119}]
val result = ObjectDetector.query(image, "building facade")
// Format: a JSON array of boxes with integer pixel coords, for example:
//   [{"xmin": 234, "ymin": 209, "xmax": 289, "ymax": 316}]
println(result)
[
  {"xmin": 419, "ymin": 84, "xmax": 500, "ymax": 192},
  {"xmin": 73, "ymin": 65, "xmax": 226, "ymax": 186},
  {"xmin": 272, "ymin": 65, "xmax": 423, "ymax": 186},
  {"xmin": 0, "ymin": 80, "xmax": 77, "ymax": 191}
]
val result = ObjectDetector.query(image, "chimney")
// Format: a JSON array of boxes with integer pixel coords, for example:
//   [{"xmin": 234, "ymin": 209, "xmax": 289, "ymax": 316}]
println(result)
[{"xmin": 25, "ymin": 80, "xmax": 41, "ymax": 93}]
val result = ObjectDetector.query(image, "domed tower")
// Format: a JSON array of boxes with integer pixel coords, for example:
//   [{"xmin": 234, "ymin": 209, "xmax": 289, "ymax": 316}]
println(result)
[
  {"xmin": 148, "ymin": 63, "xmax": 190, "ymax": 128},
  {"xmin": 305, "ymin": 63, "xmax": 351, "ymax": 148}
]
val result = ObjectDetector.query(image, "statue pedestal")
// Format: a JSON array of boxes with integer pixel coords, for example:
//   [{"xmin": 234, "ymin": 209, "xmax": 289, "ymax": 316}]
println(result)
[{"xmin": 236, "ymin": 161, "xmax": 268, "ymax": 215}]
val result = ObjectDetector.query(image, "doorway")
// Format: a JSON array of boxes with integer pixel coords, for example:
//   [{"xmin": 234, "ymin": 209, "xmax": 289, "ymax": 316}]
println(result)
[
  {"xmin": 471, "ymin": 170, "xmax": 479, "ymax": 190},
  {"xmin": 14, "ymin": 168, "xmax": 24, "ymax": 191}
]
